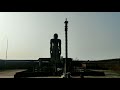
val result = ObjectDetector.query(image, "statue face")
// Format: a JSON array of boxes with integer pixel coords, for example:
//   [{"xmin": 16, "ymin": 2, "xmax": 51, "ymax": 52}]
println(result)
[{"xmin": 54, "ymin": 33, "xmax": 58, "ymax": 39}]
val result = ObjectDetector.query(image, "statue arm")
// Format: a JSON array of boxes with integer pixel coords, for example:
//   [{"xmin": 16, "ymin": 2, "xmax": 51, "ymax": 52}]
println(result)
[
  {"xmin": 59, "ymin": 40, "xmax": 61, "ymax": 55},
  {"xmin": 50, "ymin": 39, "xmax": 52, "ymax": 54}
]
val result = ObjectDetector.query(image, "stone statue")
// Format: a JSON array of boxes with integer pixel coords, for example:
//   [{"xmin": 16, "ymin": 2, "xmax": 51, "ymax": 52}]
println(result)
[{"xmin": 50, "ymin": 33, "xmax": 61, "ymax": 72}]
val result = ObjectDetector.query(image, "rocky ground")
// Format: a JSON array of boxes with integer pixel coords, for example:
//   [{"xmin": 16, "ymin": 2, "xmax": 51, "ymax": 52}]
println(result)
[
  {"xmin": 0, "ymin": 69, "xmax": 26, "ymax": 78},
  {"xmin": 0, "ymin": 69, "xmax": 120, "ymax": 78},
  {"xmin": 81, "ymin": 70, "xmax": 120, "ymax": 78}
]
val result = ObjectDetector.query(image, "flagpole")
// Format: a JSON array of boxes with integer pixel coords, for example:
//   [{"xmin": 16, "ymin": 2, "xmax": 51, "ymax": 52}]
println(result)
[
  {"xmin": 6, "ymin": 37, "xmax": 8, "ymax": 60},
  {"xmin": 5, "ymin": 37, "xmax": 8, "ymax": 69}
]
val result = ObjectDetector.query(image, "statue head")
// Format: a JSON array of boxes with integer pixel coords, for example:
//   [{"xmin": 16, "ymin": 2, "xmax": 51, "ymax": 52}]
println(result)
[{"xmin": 54, "ymin": 33, "xmax": 58, "ymax": 39}]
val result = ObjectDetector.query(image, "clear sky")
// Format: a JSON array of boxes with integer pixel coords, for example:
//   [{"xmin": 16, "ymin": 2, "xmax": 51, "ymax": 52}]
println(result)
[{"xmin": 0, "ymin": 12, "xmax": 120, "ymax": 60}]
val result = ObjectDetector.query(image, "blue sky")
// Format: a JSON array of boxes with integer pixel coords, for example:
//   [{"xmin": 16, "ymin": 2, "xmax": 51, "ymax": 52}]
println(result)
[{"xmin": 0, "ymin": 12, "xmax": 120, "ymax": 60}]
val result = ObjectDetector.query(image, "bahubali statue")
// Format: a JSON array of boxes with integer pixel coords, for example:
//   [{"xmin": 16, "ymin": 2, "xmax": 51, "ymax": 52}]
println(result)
[{"xmin": 50, "ymin": 33, "xmax": 61, "ymax": 72}]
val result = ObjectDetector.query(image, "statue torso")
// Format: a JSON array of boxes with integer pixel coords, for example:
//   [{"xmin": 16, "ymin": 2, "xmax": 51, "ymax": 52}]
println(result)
[{"xmin": 51, "ymin": 39, "xmax": 60, "ymax": 49}]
